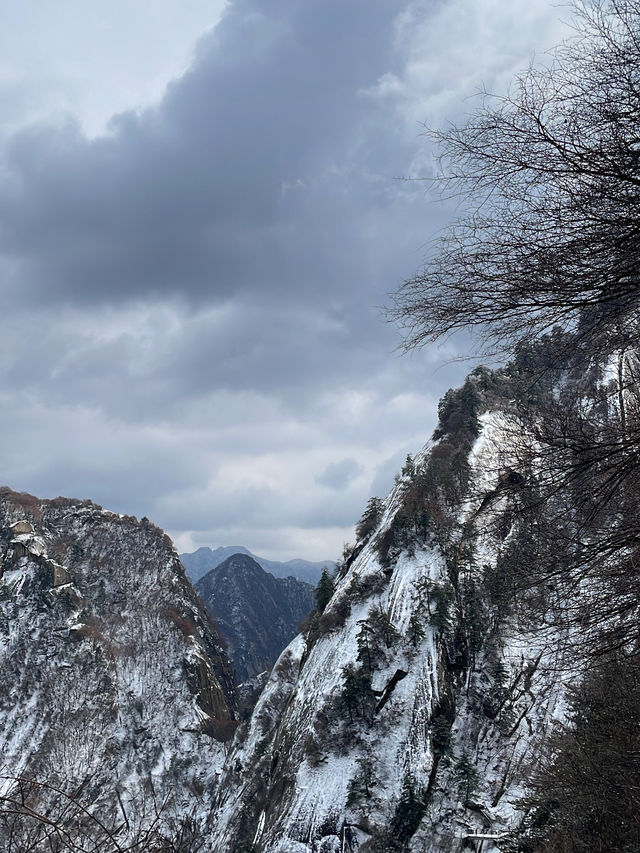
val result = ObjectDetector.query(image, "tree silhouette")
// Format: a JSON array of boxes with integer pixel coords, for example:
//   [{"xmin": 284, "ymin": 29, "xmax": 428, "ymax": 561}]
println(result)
[
  {"xmin": 391, "ymin": 0, "xmax": 640, "ymax": 360},
  {"xmin": 315, "ymin": 568, "xmax": 335, "ymax": 615}
]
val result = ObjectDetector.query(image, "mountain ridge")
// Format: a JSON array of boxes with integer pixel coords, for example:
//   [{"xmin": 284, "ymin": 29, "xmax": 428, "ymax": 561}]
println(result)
[
  {"xmin": 181, "ymin": 544, "xmax": 334, "ymax": 585},
  {"xmin": 195, "ymin": 552, "xmax": 315, "ymax": 684},
  {"xmin": 0, "ymin": 489, "xmax": 236, "ymax": 849},
  {"xmin": 0, "ymin": 336, "xmax": 635, "ymax": 852},
  {"xmin": 209, "ymin": 335, "xmax": 635, "ymax": 852}
]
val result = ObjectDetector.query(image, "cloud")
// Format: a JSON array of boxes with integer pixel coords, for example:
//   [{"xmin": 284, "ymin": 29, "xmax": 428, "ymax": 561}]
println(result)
[
  {"xmin": 0, "ymin": 0, "xmax": 574, "ymax": 559},
  {"xmin": 0, "ymin": 0, "xmax": 414, "ymax": 310},
  {"xmin": 315, "ymin": 458, "xmax": 363, "ymax": 491}
]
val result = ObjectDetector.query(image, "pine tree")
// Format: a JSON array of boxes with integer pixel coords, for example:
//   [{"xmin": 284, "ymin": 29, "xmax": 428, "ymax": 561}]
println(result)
[
  {"xmin": 315, "ymin": 568, "xmax": 335, "ymax": 615},
  {"xmin": 369, "ymin": 605, "xmax": 399, "ymax": 648},
  {"xmin": 431, "ymin": 714, "xmax": 452, "ymax": 756},
  {"xmin": 341, "ymin": 664, "xmax": 376, "ymax": 723},
  {"xmin": 455, "ymin": 750, "xmax": 479, "ymax": 805},
  {"xmin": 413, "ymin": 576, "xmax": 433, "ymax": 610},
  {"xmin": 460, "ymin": 581, "xmax": 485, "ymax": 668},
  {"xmin": 429, "ymin": 583, "xmax": 452, "ymax": 634},
  {"xmin": 341, "ymin": 664, "xmax": 361, "ymax": 722},
  {"xmin": 391, "ymin": 774, "xmax": 425, "ymax": 849},
  {"xmin": 492, "ymin": 661, "xmax": 510, "ymax": 704},
  {"xmin": 357, "ymin": 608, "xmax": 399, "ymax": 673},
  {"xmin": 346, "ymin": 757, "xmax": 378, "ymax": 806},
  {"xmin": 407, "ymin": 612, "xmax": 426, "ymax": 648},
  {"xmin": 356, "ymin": 496, "xmax": 384, "ymax": 541},
  {"xmin": 356, "ymin": 621, "xmax": 374, "ymax": 672},
  {"xmin": 402, "ymin": 454, "xmax": 416, "ymax": 478}
]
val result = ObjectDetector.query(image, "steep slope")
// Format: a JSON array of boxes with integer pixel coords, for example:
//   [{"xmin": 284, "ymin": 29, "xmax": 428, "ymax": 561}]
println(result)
[
  {"xmin": 181, "ymin": 545, "xmax": 333, "ymax": 585},
  {"xmin": 211, "ymin": 337, "xmax": 636, "ymax": 852},
  {"xmin": 0, "ymin": 489, "xmax": 236, "ymax": 849},
  {"xmin": 1, "ymin": 338, "xmax": 634, "ymax": 852},
  {"xmin": 195, "ymin": 553, "xmax": 315, "ymax": 683}
]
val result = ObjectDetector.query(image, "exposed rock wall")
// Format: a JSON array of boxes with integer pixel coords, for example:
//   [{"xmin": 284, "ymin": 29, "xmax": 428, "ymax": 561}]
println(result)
[{"xmin": 211, "ymin": 340, "xmax": 624, "ymax": 853}]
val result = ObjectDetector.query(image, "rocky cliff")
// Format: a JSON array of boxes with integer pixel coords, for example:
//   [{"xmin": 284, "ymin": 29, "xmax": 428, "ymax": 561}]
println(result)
[
  {"xmin": 0, "ymin": 490, "xmax": 236, "ymax": 849},
  {"xmin": 209, "ymin": 336, "xmax": 638, "ymax": 852}
]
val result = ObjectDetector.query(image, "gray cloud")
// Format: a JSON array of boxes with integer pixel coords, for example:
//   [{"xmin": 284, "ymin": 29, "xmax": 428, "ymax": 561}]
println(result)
[
  {"xmin": 0, "ymin": 0, "xmax": 414, "ymax": 310},
  {"xmin": 315, "ymin": 458, "xmax": 362, "ymax": 491},
  {"xmin": 0, "ymin": 0, "xmax": 573, "ymax": 559}
]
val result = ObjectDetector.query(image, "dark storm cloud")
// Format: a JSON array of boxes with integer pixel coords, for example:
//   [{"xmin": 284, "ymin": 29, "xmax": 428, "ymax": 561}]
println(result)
[
  {"xmin": 0, "ymin": 0, "xmax": 465, "ymax": 430},
  {"xmin": 0, "ymin": 0, "xmax": 414, "ymax": 312}
]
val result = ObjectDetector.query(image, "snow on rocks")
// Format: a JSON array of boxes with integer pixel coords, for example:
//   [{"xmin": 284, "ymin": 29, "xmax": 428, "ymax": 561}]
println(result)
[
  {"xmin": 0, "ymin": 489, "xmax": 235, "ymax": 849},
  {"xmin": 211, "ymin": 400, "xmax": 582, "ymax": 852}
]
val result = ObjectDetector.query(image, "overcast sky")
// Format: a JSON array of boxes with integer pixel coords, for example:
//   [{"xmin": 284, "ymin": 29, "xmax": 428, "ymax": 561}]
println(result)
[{"xmin": 0, "ymin": 0, "xmax": 572, "ymax": 560}]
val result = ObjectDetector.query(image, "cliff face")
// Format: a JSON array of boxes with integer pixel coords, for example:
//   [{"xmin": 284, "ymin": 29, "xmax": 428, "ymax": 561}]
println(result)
[
  {"xmin": 195, "ymin": 553, "xmax": 315, "ymax": 683},
  {"xmin": 0, "ymin": 490, "xmax": 236, "ymax": 848},
  {"xmin": 211, "ymin": 338, "xmax": 636, "ymax": 853}
]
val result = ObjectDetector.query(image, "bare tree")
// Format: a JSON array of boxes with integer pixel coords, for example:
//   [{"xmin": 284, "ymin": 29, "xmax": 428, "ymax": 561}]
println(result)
[
  {"xmin": 0, "ymin": 775, "xmax": 206, "ymax": 853},
  {"xmin": 388, "ymin": 0, "xmax": 640, "ymax": 660},
  {"xmin": 390, "ymin": 0, "xmax": 640, "ymax": 358}
]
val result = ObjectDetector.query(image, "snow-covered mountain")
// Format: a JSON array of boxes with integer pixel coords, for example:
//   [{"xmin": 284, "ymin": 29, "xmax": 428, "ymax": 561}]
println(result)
[
  {"xmin": 181, "ymin": 545, "xmax": 334, "ymax": 585},
  {"xmin": 209, "ymin": 337, "xmax": 636, "ymax": 852},
  {"xmin": 0, "ymin": 335, "xmax": 635, "ymax": 852},
  {"xmin": 0, "ymin": 491, "xmax": 236, "ymax": 849}
]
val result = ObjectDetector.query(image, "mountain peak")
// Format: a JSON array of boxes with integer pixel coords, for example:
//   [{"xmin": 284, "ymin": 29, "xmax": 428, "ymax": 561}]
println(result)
[
  {"xmin": 0, "ymin": 486, "xmax": 236, "ymax": 848},
  {"xmin": 195, "ymin": 553, "xmax": 314, "ymax": 684},
  {"xmin": 181, "ymin": 544, "xmax": 334, "ymax": 584}
]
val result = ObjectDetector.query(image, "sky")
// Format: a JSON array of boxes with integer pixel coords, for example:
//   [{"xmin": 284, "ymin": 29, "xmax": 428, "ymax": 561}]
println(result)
[{"xmin": 0, "ymin": 0, "xmax": 573, "ymax": 561}]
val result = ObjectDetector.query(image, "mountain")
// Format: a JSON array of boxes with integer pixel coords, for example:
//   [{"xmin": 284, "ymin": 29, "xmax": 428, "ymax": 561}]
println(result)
[
  {"xmin": 208, "ymin": 336, "xmax": 638, "ymax": 852},
  {"xmin": 181, "ymin": 544, "xmax": 334, "ymax": 585},
  {"xmin": 0, "ymin": 489, "xmax": 236, "ymax": 850},
  {"xmin": 1, "ymin": 335, "xmax": 635, "ymax": 852},
  {"xmin": 195, "ymin": 553, "xmax": 315, "ymax": 683}
]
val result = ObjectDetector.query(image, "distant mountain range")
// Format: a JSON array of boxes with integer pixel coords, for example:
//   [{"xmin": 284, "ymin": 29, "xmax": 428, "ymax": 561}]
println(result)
[
  {"xmin": 180, "ymin": 545, "xmax": 334, "ymax": 585},
  {"xmin": 195, "ymin": 553, "xmax": 315, "ymax": 684}
]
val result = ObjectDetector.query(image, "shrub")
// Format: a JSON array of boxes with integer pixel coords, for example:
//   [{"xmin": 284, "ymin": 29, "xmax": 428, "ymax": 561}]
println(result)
[
  {"xmin": 164, "ymin": 606, "xmax": 198, "ymax": 637},
  {"xmin": 347, "ymin": 572, "xmax": 388, "ymax": 602}
]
